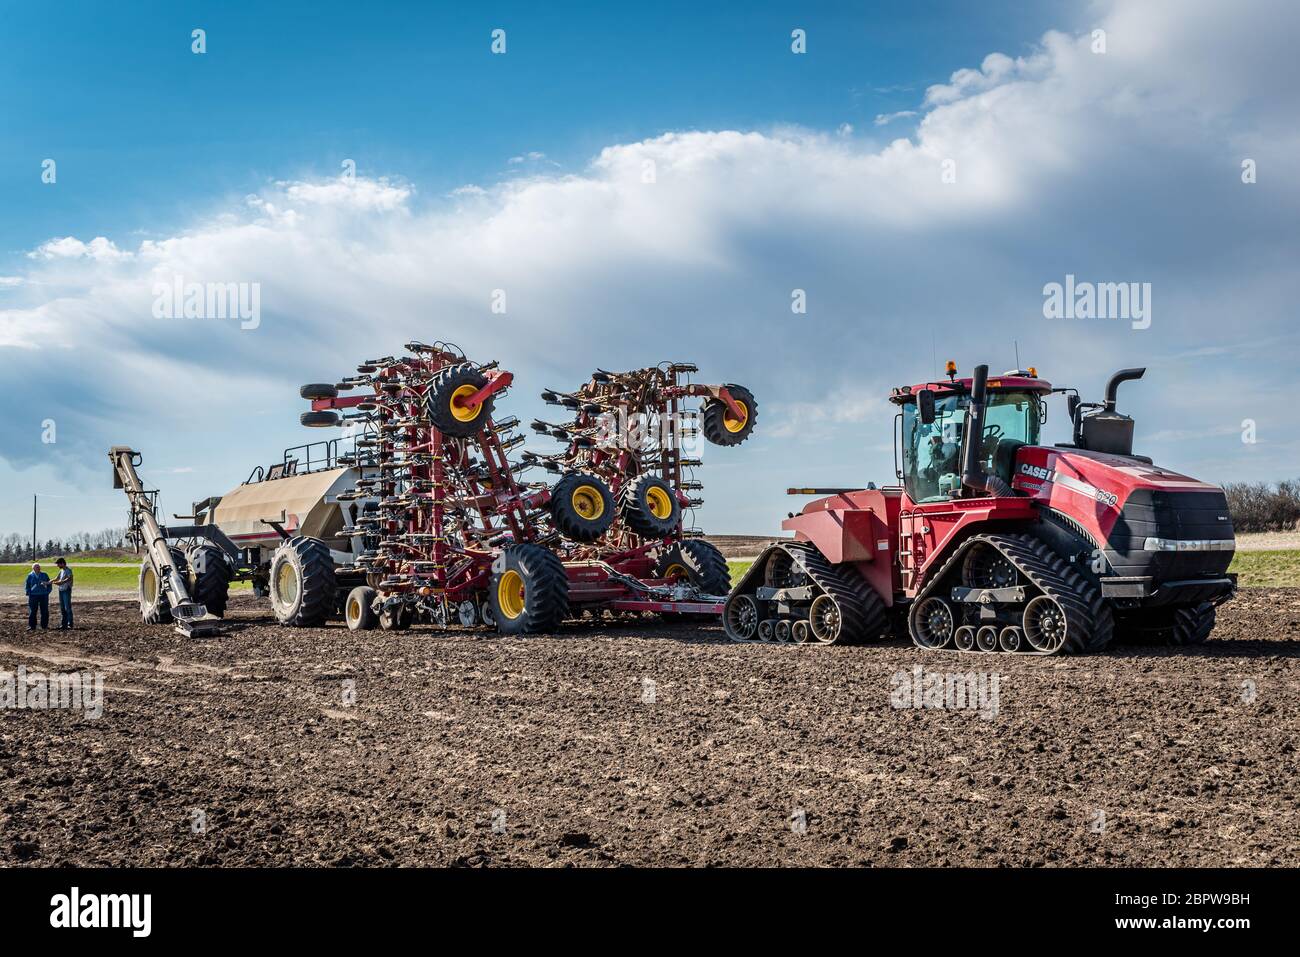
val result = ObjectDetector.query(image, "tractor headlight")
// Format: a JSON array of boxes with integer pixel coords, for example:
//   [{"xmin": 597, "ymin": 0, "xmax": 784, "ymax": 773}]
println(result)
[{"xmin": 1141, "ymin": 537, "xmax": 1235, "ymax": 552}]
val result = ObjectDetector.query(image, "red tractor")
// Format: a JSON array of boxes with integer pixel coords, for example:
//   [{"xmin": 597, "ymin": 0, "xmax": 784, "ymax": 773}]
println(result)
[{"xmin": 723, "ymin": 363, "xmax": 1237, "ymax": 653}]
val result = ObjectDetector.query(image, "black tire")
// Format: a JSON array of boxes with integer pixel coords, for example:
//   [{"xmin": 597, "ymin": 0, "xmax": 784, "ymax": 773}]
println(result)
[
  {"xmin": 653, "ymin": 540, "xmax": 730, "ymax": 595},
  {"xmin": 269, "ymin": 536, "xmax": 337, "ymax": 627},
  {"xmin": 139, "ymin": 547, "xmax": 189, "ymax": 625},
  {"xmin": 701, "ymin": 384, "xmax": 757, "ymax": 447},
  {"xmin": 621, "ymin": 474, "xmax": 680, "ymax": 537},
  {"xmin": 186, "ymin": 544, "xmax": 231, "ymax": 618},
  {"xmin": 489, "ymin": 543, "xmax": 569, "ymax": 635},
  {"xmin": 345, "ymin": 586, "xmax": 378, "ymax": 631},
  {"xmin": 1121, "ymin": 602, "xmax": 1217, "ymax": 646},
  {"xmin": 549, "ymin": 472, "xmax": 615, "ymax": 542},
  {"xmin": 300, "ymin": 383, "xmax": 338, "ymax": 400},
  {"xmin": 427, "ymin": 363, "xmax": 493, "ymax": 437},
  {"xmin": 300, "ymin": 410, "xmax": 341, "ymax": 428}
]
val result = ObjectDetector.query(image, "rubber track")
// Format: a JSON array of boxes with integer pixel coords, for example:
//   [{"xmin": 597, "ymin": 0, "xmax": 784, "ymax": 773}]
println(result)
[
  {"xmin": 911, "ymin": 533, "xmax": 1114, "ymax": 655},
  {"xmin": 755, "ymin": 541, "xmax": 888, "ymax": 645},
  {"xmin": 1170, "ymin": 602, "xmax": 1216, "ymax": 646}
]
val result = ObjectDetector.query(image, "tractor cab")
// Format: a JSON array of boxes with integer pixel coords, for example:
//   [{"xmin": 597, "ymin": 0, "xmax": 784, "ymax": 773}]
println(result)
[{"xmin": 891, "ymin": 366, "xmax": 1051, "ymax": 504}]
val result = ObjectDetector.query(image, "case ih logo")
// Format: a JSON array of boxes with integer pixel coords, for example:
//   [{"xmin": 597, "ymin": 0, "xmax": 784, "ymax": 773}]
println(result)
[{"xmin": 1019, "ymin": 464, "xmax": 1119, "ymax": 507}]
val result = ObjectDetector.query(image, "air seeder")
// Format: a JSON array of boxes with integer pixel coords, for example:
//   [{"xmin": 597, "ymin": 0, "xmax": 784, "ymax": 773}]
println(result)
[{"xmin": 724, "ymin": 363, "xmax": 1236, "ymax": 654}]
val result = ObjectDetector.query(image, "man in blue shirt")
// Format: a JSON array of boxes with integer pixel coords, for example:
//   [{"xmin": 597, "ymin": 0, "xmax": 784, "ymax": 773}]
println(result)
[{"xmin": 24, "ymin": 563, "xmax": 52, "ymax": 631}]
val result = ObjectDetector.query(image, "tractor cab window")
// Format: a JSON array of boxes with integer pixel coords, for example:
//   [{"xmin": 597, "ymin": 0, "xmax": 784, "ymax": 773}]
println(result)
[
  {"xmin": 903, "ymin": 394, "xmax": 967, "ymax": 503},
  {"xmin": 902, "ymin": 390, "xmax": 1042, "ymax": 503}
]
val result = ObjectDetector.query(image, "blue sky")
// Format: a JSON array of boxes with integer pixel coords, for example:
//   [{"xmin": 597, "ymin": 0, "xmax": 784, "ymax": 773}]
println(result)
[{"xmin": 1, "ymin": 0, "xmax": 1297, "ymax": 539}]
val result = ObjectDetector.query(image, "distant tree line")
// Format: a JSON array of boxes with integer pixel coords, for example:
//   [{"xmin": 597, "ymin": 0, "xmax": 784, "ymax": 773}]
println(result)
[
  {"xmin": 1223, "ymin": 480, "xmax": 1300, "ymax": 533},
  {"xmin": 0, "ymin": 528, "xmax": 128, "ymax": 562}
]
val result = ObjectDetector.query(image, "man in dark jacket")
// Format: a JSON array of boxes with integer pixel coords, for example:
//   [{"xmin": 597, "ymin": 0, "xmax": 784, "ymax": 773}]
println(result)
[
  {"xmin": 52, "ymin": 557, "xmax": 74, "ymax": 630},
  {"xmin": 25, "ymin": 563, "xmax": 52, "ymax": 631}
]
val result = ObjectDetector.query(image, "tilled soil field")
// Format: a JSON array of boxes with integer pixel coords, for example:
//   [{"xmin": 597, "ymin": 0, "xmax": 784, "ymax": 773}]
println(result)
[{"xmin": 1, "ymin": 590, "xmax": 1297, "ymax": 867}]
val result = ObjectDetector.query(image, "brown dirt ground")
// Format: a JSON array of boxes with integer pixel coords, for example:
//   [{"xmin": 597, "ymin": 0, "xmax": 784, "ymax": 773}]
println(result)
[{"xmin": 1, "ymin": 590, "xmax": 1296, "ymax": 867}]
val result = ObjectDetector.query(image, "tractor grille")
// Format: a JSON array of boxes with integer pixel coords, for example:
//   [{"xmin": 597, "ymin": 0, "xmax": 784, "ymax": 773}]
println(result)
[{"xmin": 1104, "ymin": 489, "xmax": 1235, "ymax": 581}]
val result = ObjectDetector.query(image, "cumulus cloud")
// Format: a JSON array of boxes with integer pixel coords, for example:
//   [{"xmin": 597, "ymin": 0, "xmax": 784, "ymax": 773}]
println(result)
[{"xmin": 2, "ymin": 0, "xmax": 1297, "ymax": 533}]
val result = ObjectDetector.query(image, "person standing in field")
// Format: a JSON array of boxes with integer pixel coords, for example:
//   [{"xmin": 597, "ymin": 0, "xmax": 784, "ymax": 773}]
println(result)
[
  {"xmin": 24, "ymin": 562, "xmax": 51, "ymax": 631},
  {"xmin": 52, "ymin": 557, "xmax": 74, "ymax": 630}
]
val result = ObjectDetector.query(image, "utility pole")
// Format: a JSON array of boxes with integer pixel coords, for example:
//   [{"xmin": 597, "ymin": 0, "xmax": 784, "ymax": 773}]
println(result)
[{"xmin": 32, "ymin": 494, "xmax": 37, "ymax": 562}]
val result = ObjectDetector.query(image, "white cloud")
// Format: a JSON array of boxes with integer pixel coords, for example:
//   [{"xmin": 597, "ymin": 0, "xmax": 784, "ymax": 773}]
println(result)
[
  {"xmin": 873, "ymin": 110, "xmax": 917, "ymax": 126},
  {"xmin": 29, "ymin": 236, "xmax": 131, "ymax": 262}
]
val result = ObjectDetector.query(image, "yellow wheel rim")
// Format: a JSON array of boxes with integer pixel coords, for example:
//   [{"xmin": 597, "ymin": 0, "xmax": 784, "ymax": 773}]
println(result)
[
  {"xmin": 571, "ymin": 485, "xmax": 605, "ymax": 520},
  {"xmin": 498, "ymin": 569, "xmax": 525, "ymax": 619},
  {"xmin": 347, "ymin": 597, "xmax": 361, "ymax": 623},
  {"xmin": 664, "ymin": 563, "xmax": 689, "ymax": 580},
  {"xmin": 646, "ymin": 485, "xmax": 674, "ymax": 519},
  {"xmin": 723, "ymin": 400, "xmax": 748, "ymax": 433},
  {"xmin": 276, "ymin": 562, "xmax": 299, "ymax": 606},
  {"xmin": 449, "ymin": 383, "xmax": 483, "ymax": 423},
  {"xmin": 142, "ymin": 565, "xmax": 158, "ymax": 601}
]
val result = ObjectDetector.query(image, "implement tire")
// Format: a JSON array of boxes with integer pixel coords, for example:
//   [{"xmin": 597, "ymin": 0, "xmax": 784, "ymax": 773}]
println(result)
[
  {"xmin": 490, "ymin": 543, "xmax": 569, "ymax": 635},
  {"xmin": 139, "ymin": 547, "xmax": 190, "ymax": 625},
  {"xmin": 269, "ymin": 536, "xmax": 337, "ymax": 627},
  {"xmin": 186, "ymin": 544, "xmax": 232, "ymax": 618},
  {"xmin": 701, "ymin": 384, "xmax": 757, "ymax": 447},
  {"xmin": 427, "ymin": 363, "xmax": 493, "ymax": 437},
  {"xmin": 653, "ymin": 540, "xmax": 730, "ymax": 596},
  {"xmin": 622, "ymin": 474, "xmax": 680, "ymax": 538},
  {"xmin": 549, "ymin": 472, "xmax": 615, "ymax": 542}
]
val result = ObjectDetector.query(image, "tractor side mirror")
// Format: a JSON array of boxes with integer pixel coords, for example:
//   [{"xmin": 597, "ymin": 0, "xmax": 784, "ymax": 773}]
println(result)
[
  {"xmin": 1067, "ymin": 394, "xmax": 1080, "ymax": 420},
  {"xmin": 918, "ymin": 389, "xmax": 936, "ymax": 425}
]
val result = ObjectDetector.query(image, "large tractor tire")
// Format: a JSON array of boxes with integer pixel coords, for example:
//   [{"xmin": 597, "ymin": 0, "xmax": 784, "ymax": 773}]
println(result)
[
  {"xmin": 345, "ymin": 585, "xmax": 379, "ymax": 631},
  {"xmin": 139, "ymin": 547, "xmax": 190, "ymax": 625},
  {"xmin": 186, "ymin": 544, "xmax": 232, "ymax": 618},
  {"xmin": 621, "ymin": 474, "xmax": 680, "ymax": 538},
  {"xmin": 701, "ymin": 384, "xmax": 757, "ymax": 447},
  {"xmin": 489, "ymin": 543, "xmax": 570, "ymax": 635},
  {"xmin": 549, "ymin": 472, "xmax": 615, "ymax": 542},
  {"xmin": 426, "ymin": 363, "xmax": 494, "ymax": 437},
  {"xmin": 269, "ymin": 535, "xmax": 337, "ymax": 627},
  {"xmin": 1120, "ymin": 602, "xmax": 1217, "ymax": 646},
  {"xmin": 300, "ymin": 383, "xmax": 338, "ymax": 400},
  {"xmin": 653, "ymin": 540, "xmax": 731, "ymax": 595}
]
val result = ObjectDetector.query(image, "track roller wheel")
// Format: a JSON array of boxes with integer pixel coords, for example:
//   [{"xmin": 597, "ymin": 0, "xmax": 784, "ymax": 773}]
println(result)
[
  {"xmin": 1022, "ymin": 595, "xmax": 1068, "ymax": 653},
  {"xmin": 139, "ymin": 547, "xmax": 190, "ymax": 625},
  {"xmin": 186, "ymin": 544, "xmax": 231, "ymax": 618},
  {"xmin": 621, "ymin": 474, "xmax": 681, "ymax": 537},
  {"xmin": 758, "ymin": 620, "xmax": 776, "ymax": 642},
  {"xmin": 723, "ymin": 593, "xmax": 760, "ymax": 642},
  {"xmin": 489, "ymin": 543, "xmax": 569, "ymax": 635},
  {"xmin": 998, "ymin": 625, "xmax": 1023, "ymax": 652},
  {"xmin": 426, "ymin": 363, "xmax": 494, "ymax": 437},
  {"xmin": 910, "ymin": 596, "xmax": 955, "ymax": 649},
  {"xmin": 653, "ymin": 539, "xmax": 730, "ymax": 595},
  {"xmin": 953, "ymin": 625, "xmax": 977, "ymax": 651},
  {"xmin": 975, "ymin": 625, "xmax": 999, "ymax": 652},
  {"xmin": 548, "ymin": 472, "xmax": 615, "ymax": 542},
  {"xmin": 775, "ymin": 620, "xmax": 792, "ymax": 642},
  {"xmin": 269, "ymin": 535, "xmax": 337, "ymax": 627},
  {"xmin": 791, "ymin": 619, "xmax": 811, "ymax": 644},
  {"xmin": 807, "ymin": 594, "xmax": 844, "ymax": 644},
  {"xmin": 701, "ymin": 384, "xmax": 757, "ymax": 447},
  {"xmin": 345, "ymin": 586, "xmax": 379, "ymax": 631}
]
